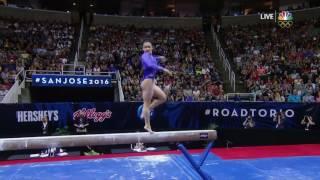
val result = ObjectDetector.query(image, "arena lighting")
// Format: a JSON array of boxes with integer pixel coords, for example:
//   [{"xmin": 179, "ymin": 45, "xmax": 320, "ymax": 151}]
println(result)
[{"xmin": 0, "ymin": 130, "xmax": 217, "ymax": 151}]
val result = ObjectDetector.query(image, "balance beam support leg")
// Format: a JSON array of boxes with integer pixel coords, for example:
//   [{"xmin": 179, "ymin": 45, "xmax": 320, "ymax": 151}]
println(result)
[
  {"xmin": 199, "ymin": 141, "xmax": 213, "ymax": 167},
  {"xmin": 177, "ymin": 142, "xmax": 213, "ymax": 180}
]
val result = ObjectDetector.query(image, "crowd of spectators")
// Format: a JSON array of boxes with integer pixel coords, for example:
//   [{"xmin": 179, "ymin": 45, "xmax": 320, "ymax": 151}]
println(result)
[
  {"xmin": 0, "ymin": 18, "xmax": 74, "ymax": 98},
  {"xmin": 219, "ymin": 19, "xmax": 320, "ymax": 102},
  {"xmin": 86, "ymin": 25, "xmax": 223, "ymax": 101}
]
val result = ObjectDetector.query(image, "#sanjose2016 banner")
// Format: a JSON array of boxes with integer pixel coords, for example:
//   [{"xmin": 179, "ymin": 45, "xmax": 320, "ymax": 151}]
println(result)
[{"xmin": 32, "ymin": 74, "xmax": 112, "ymax": 87}]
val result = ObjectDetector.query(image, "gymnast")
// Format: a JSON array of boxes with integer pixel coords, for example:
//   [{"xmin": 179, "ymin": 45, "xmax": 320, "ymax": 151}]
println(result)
[{"xmin": 139, "ymin": 41, "xmax": 172, "ymax": 133}]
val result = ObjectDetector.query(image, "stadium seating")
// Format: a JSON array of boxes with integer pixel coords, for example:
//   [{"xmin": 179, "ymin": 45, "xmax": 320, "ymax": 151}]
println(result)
[
  {"xmin": 86, "ymin": 25, "xmax": 224, "ymax": 101},
  {"xmin": 219, "ymin": 19, "xmax": 320, "ymax": 102},
  {"xmin": 0, "ymin": 18, "xmax": 74, "ymax": 97}
]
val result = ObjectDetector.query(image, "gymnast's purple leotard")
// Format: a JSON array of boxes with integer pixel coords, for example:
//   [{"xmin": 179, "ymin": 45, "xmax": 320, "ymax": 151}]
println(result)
[{"xmin": 141, "ymin": 52, "xmax": 164, "ymax": 80}]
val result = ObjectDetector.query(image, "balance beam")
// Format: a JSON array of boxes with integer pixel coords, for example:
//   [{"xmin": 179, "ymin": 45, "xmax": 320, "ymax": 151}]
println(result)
[{"xmin": 0, "ymin": 130, "xmax": 217, "ymax": 151}]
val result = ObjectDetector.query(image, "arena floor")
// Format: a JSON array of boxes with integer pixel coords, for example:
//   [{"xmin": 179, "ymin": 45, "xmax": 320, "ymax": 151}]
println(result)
[{"xmin": 1, "ymin": 144, "xmax": 320, "ymax": 179}]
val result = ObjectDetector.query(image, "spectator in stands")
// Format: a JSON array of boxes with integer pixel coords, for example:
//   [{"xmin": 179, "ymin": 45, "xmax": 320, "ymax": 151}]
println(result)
[
  {"xmin": 301, "ymin": 115, "xmax": 316, "ymax": 131},
  {"xmin": 219, "ymin": 18, "xmax": 320, "ymax": 102},
  {"xmin": 183, "ymin": 84, "xmax": 193, "ymax": 101},
  {"xmin": 93, "ymin": 64, "xmax": 101, "ymax": 75},
  {"xmin": 0, "ymin": 18, "xmax": 74, "ymax": 97},
  {"xmin": 243, "ymin": 115, "xmax": 255, "ymax": 129},
  {"xmin": 0, "ymin": 0, "xmax": 7, "ymax": 6},
  {"xmin": 315, "ymin": 91, "xmax": 320, "ymax": 102},
  {"xmin": 287, "ymin": 90, "xmax": 302, "ymax": 103},
  {"xmin": 274, "ymin": 111, "xmax": 285, "ymax": 128},
  {"xmin": 192, "ymin": 86, "xmax": 200, "ymax": 101},
  {"xmin": 274, "ymin": 92, "xmax": 285, "ymax": 102}
]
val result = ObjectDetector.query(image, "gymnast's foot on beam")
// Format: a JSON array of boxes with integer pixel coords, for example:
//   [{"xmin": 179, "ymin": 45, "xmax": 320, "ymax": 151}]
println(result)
[{"xmin": 144, "ymin": 126, "xmax": 154, "ymax": 134}]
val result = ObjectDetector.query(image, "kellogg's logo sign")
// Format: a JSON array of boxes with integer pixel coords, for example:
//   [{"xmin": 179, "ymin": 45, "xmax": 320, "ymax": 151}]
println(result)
[{"xmin": 73, "ymin": 108, "xmax": 112, "ymax": 122}]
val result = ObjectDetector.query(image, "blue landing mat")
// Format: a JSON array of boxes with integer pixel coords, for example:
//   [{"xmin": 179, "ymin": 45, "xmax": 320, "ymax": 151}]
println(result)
[{"xmin": 0, "ymin": 154, "xmax": 320, "ymax": 180}]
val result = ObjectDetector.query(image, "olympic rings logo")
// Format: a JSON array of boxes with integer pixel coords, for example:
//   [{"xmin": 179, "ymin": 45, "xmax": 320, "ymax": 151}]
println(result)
[{"xmin": 277, "ymin": 20, "xmax": 293, "ymax": 28}]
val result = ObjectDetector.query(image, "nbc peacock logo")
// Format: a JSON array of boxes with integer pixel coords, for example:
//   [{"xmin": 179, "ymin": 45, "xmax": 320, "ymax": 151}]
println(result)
[{"xmin": 277, "ymin": 11, "xmax": 293, "ymax": 28}]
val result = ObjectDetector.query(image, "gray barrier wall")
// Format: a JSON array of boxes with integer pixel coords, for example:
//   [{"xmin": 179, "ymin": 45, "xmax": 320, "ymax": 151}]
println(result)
[
  {"xmin": 222, "ymin": 7, "xmax": 320, "ymax": 26},
  {"xmin": 93, "ymin": 14, "xmax": 202, "ymax": 28},
  {"xmin": 0, "ymin": 6, "xmax": 320, "ymax": 28},
  {"xmin": 0, "ymin": 6, "xmax": 71, "ymax": 23}
]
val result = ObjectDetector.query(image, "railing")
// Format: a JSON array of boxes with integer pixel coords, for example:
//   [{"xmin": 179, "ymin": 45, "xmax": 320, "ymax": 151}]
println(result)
[
  {"xmin": 224, "ymin": 93, "xmax": 257, "ymax": 102},
  {"xmin": 62, "ymin": 63, "xmax": 85, "ymax": 75},
  {"xmin": 87, "ymin": 71, "xmax": 115, "ymax": 76},
  {"xmin": 74, "ymin": 18, "xmax": 84, "ymax": 63},
  {"xmin": 212, "ymin": 28, "xmax": 236, "ymax": 92},
  {"xmin": 24, "ymin": 70, "xmax": 62, "ymax": 82},
  {"xmin": 62, "ymin": 63, "xmax": 75, "ymax": 71},
  {"xmin": 116, "ymin": 70, "xmax": 124, "ymax": 102},
  {"xmin": 23, "ymin": 69, "xmax": 119, "ymax": 101},
  {"xmin": 15, "ymin": 68, "xmax": 25, "ymax": 81},
  {"xmin": 85, "ymin": 71, "xmax": 118, "ymax": 81},
  {"xmin": 0, "ymin": 69, "xmax": 254, "ymax": 103}
]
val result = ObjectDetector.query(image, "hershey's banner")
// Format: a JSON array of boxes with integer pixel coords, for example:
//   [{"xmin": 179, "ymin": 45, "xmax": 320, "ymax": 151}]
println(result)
[
  {"xmin": 32, "ymin": 74, "xmax": 112, "ymax": 87},
  {"xmin": 0, "ymin": 102, "xmax": 318, "ymax": 137}
]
